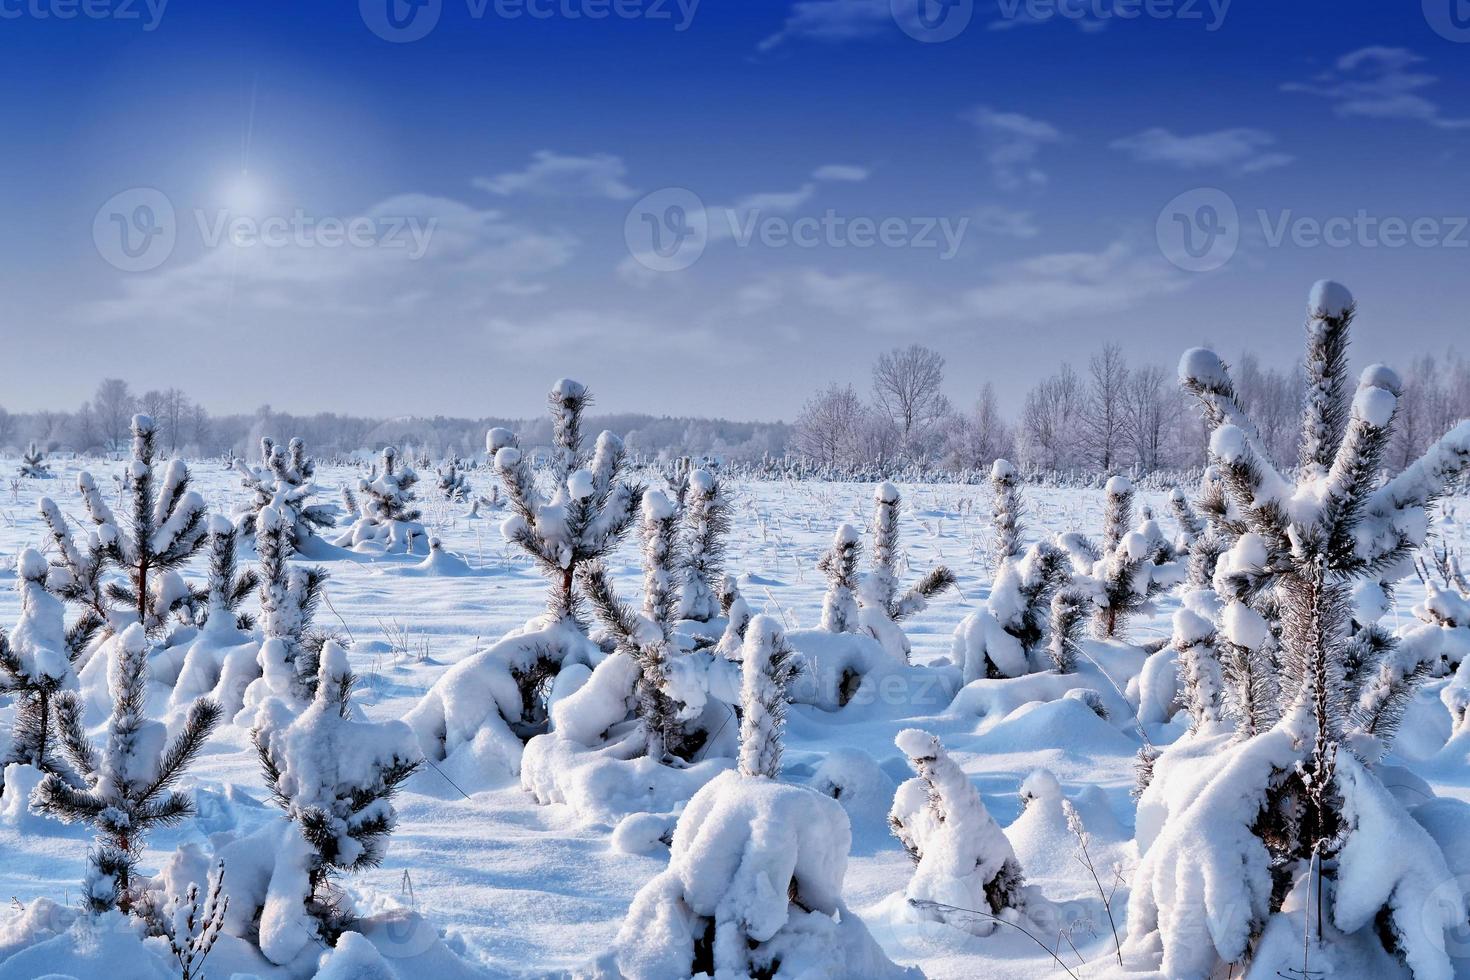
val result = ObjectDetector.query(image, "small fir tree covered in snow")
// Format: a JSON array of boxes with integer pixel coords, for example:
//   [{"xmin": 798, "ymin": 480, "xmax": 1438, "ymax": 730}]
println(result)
[
  {"xmin": 251, "ymin": 643, "xmax": 422, "ymax": 953},
  {"xmin": 18, "ymin": 441, "xmax": 50, "ymax": 478},
  {"xmin": 435, "ymin": 457, "xmax": 472, "ymax": 502},
  {"xmin": 1075, "ymin": 476, "xmax": 1171, "ymax": 639},
  {"xmin": 253, "ymin": 504, "xmax": 329, "ymax": 704},
  {"xmin": 736, "ymin": 615, "xmax": 798, "ymax": 779},
  {"xmin": 953, "ymin": 539, "xmax": 1070, "ymax": 681},
  {"xmin": 233, "ymin": 436, "xmax": 334, "ymax": 548},
  {"xmin": 712, "ymin": 573, "xmax": 752, "ymax": 659},
  {"xmin": 818, "ymin": 523, "xmax": 862, "ymax": 633},
  {"xmin": 674, "ymin": 469, "xmax": 730, "ymax": 622},
  {"xmin": 989, "ymin": 458, "xmax": 1025, "ymax": 568},
  {"xmin": 40, "ymin": 415, "xmax": 207, "ymax": 643},
  {"xmin": 335, "ymin": 446, "xmax": 425, "ymax": 553},
  {"xmin": 195, "ymin": 514, "xmax": 259, "ymax": 632},
  {"xmin": 491, "ymin": 380, "xmax": 644, "ymax": 628},
  {"xmin": 857, "ymin": 481, "xmax": 956, "ymax": 663},
  {"xmin": 1126, "ymin": 281, "xmax": 1470, "ymax": 978},
  {"xmin": 31, "ymin": 624, "xmax": 221, "ymax": 914},
  {"xmin": 0, "ymin": 549, "xmax": 80, "ymax": 795},
  {"xmin": 890, "ymin": 728, "xmax": 1028, "ymax": 933}
]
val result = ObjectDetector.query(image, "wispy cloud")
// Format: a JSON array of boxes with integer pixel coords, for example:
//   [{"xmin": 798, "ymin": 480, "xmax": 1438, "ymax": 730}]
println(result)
[
  {"xmin": 957, "ymin": 240, "xmax": 1189, "ymax": 321},
  {"xmin": 757, "ymin": 0, "xmax": 890, "ymax": 51},
  {"xmin": 1110, "ymin": 127, "xmax": 1293, "ymax": 174},
  {"xmin": 964, "ymin": 106, "xmax": 1063, "ymax": 190},
  {"xmin": 474, "ymin": 150, "xmax": 637, "ymax": 199},
  {"xmin": 812, "ymin": 164, "xmax": 870, "ymax": 182},
  {"xmin": 1282, "ymin": 48, "xmax": 1470, "ymax": 131},
  {"xmin": 973, "ymin": 205, "xmax": 1040, "ymax": 239}
]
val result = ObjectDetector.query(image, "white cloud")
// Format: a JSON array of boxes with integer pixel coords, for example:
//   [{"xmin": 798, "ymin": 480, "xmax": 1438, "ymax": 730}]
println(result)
[
  {"xmin": 758, "ymin": 0, "xmax": 890, "ymax": 51},
  {"xmin": 812, "ymin": 164, "xmax": 870, "ymax": 182},
  {"xmin": 964, "ymin": 106, "xmax": 1063, "ymax": 190},
  {"xmin": 1110, "ymin": 127, "xmax": 1293, "ymax": 174},
  {"xmin": 474, "ymin": 150, "xmax": 637, "ymax": 199},
  {"xmin": 1282, "ymin": 48, "xmax": 1470, "ymax": 131},
  {"xmin": 957, "ymin": 240, "xmax": 1189, "ymax": 322},
  {"xmin": 973, "ymin": 205, "xmax": 1039, "ymax": 239}
]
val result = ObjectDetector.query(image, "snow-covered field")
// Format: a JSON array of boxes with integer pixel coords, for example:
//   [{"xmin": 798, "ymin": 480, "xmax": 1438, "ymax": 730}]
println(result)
[{"xmin": 1, "ymin": 452, "xmax": 1468, "ymax": 979}]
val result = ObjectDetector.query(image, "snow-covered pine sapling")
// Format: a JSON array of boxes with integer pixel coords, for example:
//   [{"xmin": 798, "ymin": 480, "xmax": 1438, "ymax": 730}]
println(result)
[
  {"xmin": 18, "ymin": 441, "xmax": 50, "ymax": 479},
  {"xmin": 858, "ymin": 482, "xmax": 956, "ymax": 663},
  {"xmin": 233, "ymin": 437, "xmax": 334, "ymax": 548},
  {"xmin": 818, "ymin": 523, "xmax": 862, "ymax": 633},
  {"xmin": 713, "ymin": 574, "xmax": 752, "ymax": 659},
  {"xmin": 340, "ymin": 484, "xmax": 359, "ymax": 520},
  {"xmin": 1172, "ymin": 607, "xmax": 1226, "ymax": 734},
  {"xmin": 436, "ymin": 457, "xmax": 472, "ymax": 502},
  {"xmin": 338, "ymin": 446, "xmax": 425, "ymax": 553},
  {"xmin": 195, "ymin": 515, "xmax": 259, "ymax": 632},
  {"xmin": 255, "ymin": 504, "xmax": 328, "ymax": 702},
  {"xmin": 737, "ymin": 615, "xmax": 798, "ymax": 779},
  {"xmin": 1087, "ymin": 476, "xmax": 1165, "ymax": 639},
  {"xmin": 990, "ymin": 458, "xmax": 1025, "ymax": 569},
  {"xmin": 890, "ymin": 729, "xmax": 1027, "ymax": 931},
  {"xmin": 252, "ymin": 643, "xmax": 421, "ymax": 945},
  {"xmin": 491, "ymin": 380, "xmax": 644, "ymax": 629},
  {"xmin": 954, "ymin": 540, "xmax": 1070, "ymax": 681},
  {"xmin": 36, "ymin": 493, "xmax": 113, "ymax": 657},
  {"xmin": 0, "ymin": 549, "xmax": 80, "ymax": 795},
  {"xmin": 578, "ymin": 491, "xmax": 699, "ymax": 761},
  {"xmin": 1126, "ymin": 281, "xmax": 1470, "ymax": 978},
  {"xmin": 1046, "ymin": 584, "xmax": 1088, "ymax": 674},
  {"xmin": 674, "ymin": 469, "xmax": 731, "ymax": 622},
  {"xmin": 31, "ymin": 624, "xmax": 220, "ymax": 914}
]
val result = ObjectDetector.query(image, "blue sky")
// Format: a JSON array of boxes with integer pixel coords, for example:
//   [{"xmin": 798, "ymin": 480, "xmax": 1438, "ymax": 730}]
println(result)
[{"xmin": 1, "ymin": 0, "xmax": 1467, "ymax": 420}]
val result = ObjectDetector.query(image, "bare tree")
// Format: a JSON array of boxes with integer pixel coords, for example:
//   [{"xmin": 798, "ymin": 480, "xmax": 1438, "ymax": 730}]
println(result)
[
  {"xmin": 1124, "ymin": 364, "xmax": 1171, "ymax": 472},
  {"xmin": 1082, "ymin": 343, "xmax": 1129, "ymax": 472},
  {"xmin": 0, "ymin": 405, "xmax": 13, "ymax": 449},
  {"xmin": 160, "ymin": 388, "xmax": 190, "ymax": 455},
  {"xmin": 793, "ymin": 383, "xmax": 866, "ymax": 468},
  {"xmin": 91, "ymin": 379, "xmax": 135, "ymax": 452},
  {"xmin": 188, "ymin": 401, "xmax": 211, "ymax": 454},
  {"xmin": 871, "ymin": 344, "xmax": 950, "ymax": 462},
  {"xmin": 944, "ymin": 383, "xmax": 1013, "ymax": 469},
  {"xmin": 1021, "ymin": 363, "xmax": 1083, "ymax": 469}
]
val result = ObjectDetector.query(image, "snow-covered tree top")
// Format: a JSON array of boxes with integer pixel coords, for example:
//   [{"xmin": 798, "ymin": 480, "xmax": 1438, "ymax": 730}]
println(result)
[
  {"xmin": 834, "ymin": 522, "xmax": 860, "ymax": 545},
  {"xmin": 486, "ymin": 427, "xmax": 516, "ymax": 453},
  {"xmin": 1308, "ymin": 279, "xmax": 1354, "ymax": 319},
  {"xmin": 567, "ymin": 469, "xmax": 596, "ymax": 501},
  {"xmin": 874, "ymin": 480, "xmax": 900, "ymax": 504},
  {"xmin": 688, "ymin": 468, "xmax": 716, "ymax": 494},
  {"xmin": 207, "ymin": 514, "xmax": 233, "ymax": 536},
  {"xmin": 990, "ymin": 458, "xmax": 1016, "ymax": 480},
  {"xmin": 131, "ymin": 413, "xmax": 155, "ymax": 435},
  {"xmin": 894, "ymin": 727, "xmax": 938, "ymax": 760},
  {"xmin": 495, "ymin": 446, "xmax": 522, "ymax": 469},
  {"xmin": 17, "ymin": 547, "xmax": 48, "ymax": 582},
  {"xmin": 1106, "ymin": 475, "xmax": 1132, "ymax": 495},
  {"xmin": 1178, "ymin": 347, "xmax": 1228, "ymax": 387},
  {"xmin": 642, "ymin": 488, "xmax": 676, "ymax": 522},
  {"xmin": 551, "ymin": 378, "xmax": 587, "ymax": 402}
]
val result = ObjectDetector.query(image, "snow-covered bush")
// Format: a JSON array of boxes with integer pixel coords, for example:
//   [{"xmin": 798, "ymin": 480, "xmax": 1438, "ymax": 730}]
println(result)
[
  {"xmin": 674, "ymin": 468, "xmax": 730, "ymax": 622},
  {"xmin": 168, "ymin": 516, "xmax": 260, "ymax": 716},
  {"xmin": 889, "ymin": 729, "xmax": 1027, "ymax": 934},
  {"xmin": 1063, "ymin": 476, "xmax": 1176, "ymax": 639},
  {"xmin": 233, "ymin": 436, "xmax": 334, "ymax": 549},
  {"xmin": 989, "ymin": 458, "xmax": 1025, "ymax": 568},
  {"xmin": 0, "ymin": 548, "xmax": 79, "ymax": 796},
  {"xmin": 250, "ymin": 643, "xmax": 421, "ymax": 958},
  {"xmin": 952, "ymin": 540, "xmax": 1069, "ymax": 681},
  {"xmin": 39, "ymin": 414, "xmax": 207, "ymax": 647},
  {"xmin": 31, "ymin": 624, "xmax": 221, "ymax": 914},
  {"xmin": 243, "ymin": 504, "xmax": 330, "ymax": 709},
  {"xmin": 602, "ymin": 615, "xmax": 915, "ymax": 979},
  {"xmin": 857, "ymin": 481, "xmax": 956, "ymax": 663},
  {"xmin": 435, "ymin": 457, "xmax": 472, "ymax": 502},
  {"xmin": 1126, "ymin": 280, "xmax": 1470, "ymax": 978},
  {"xmin": 17, "ymin": 441, "xmax": 50, "ymax": 479},
  {"xmin": 335, "ymin": 446, "xmax": 426, "ymax": 554}
]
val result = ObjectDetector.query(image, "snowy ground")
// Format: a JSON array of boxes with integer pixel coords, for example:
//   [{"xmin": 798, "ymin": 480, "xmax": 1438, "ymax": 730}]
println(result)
[{"xmin": 0, "ymin": 457, "xmax": 1466, "ymax": 978}]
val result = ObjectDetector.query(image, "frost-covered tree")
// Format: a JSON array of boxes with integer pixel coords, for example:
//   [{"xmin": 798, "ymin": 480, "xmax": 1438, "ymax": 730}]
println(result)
[
  {"xmin": 605, "ymin": 614, "xmax": 913, "ymax": 980},
  {"xmin": 990, "ymin": 458, "xmax": 1025, "ymax": 568},
  {"xmin": 953, "ymin": 540, "xmax": 1070, "ymax": 681},
  {"xmin": 857, "ymin": 482, "xmax": 956, "ymax": 663},
  {"xmin": 1127, "ymin": 281, "xmax": 1470, "ymax": 979},
  {"xmin": 890, "ymin": 729, "xmax": 1027, "ymax": 932},
  {"xmin": 195, "ymin": 515, "xmax": 259, "ymax": 632},
  {"xmin": 737, "ymin": 615, "xmax": 798, "ymax": 779},
  {"xmin": 234, "ymin": 437, "xmax": 334, "ymax": 548},
  {"xmin": 1056, "ymin": 477, "xmax": 1175, "ymax": 639},
  {"xmin": 40, "ymin": 415, "xmax": 207, "ymax": 643},
  {"xmin": 712, "ymin": 573, "xmax": 752, "ymax": 659},
  {"xmin": 335, "ymin": 446, "xmax": 425, "ymax": 554},
  {"xmin": 818, "ymin": 523, "xmax": 862, "ymax": 633},
  {"xmin": 32, "ymin": 624, "xmax": 220, "ymax": 914},
  {"xmin": 0, "ymin": 549, "xmax": 79, "ymax": 795},
  {"xmin": 435, "ymin": 457, "xmax": 472, "ymax": 502},
  {"xmin": 674, "ymin": 469, "xmax": 730, "ymax": 622},
  {"xmin": 252, "ymin": 504, "xmax": 329, "ymax": 704},
  {"xmin": 492, "ymin": 380, "xmax": 644, "ymax": 627},
  {"xmin": 18, "ymin": 441, "xmax": 50, "ymax": 479},
  {"xmin": 251, "ymin": 643, "xmax": 421, "ymax": 953}
]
